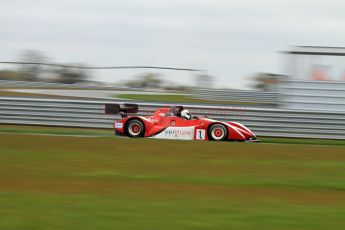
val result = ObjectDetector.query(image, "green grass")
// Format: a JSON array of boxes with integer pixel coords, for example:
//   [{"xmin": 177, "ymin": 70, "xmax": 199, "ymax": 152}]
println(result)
[
  {"xmin": 1, "ymin": 193, "xmax": 344, "ymax": 230},
  {"xmin": 116, "ymin": 94, "xmax": 262, "ymax": 105},
  {"xmin": 0, "ymin": 89, "xmax": 91, "ymax": 99},
  {"xmin": 0, "ymin": 133, "xmax": 345, "ymax": 229},
  {"xmin": 262, "ymin": 137, "xmax": 345, "ymax": 146}
]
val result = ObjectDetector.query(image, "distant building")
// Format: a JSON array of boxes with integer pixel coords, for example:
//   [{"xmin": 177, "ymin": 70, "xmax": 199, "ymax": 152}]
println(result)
[
  {"xmin": 283, "ymin": 46, "xmax": 345, "ymax": 81},
  {"xmin": 279, "ymin": 46, "xmax": 345, "ymax": 111}
]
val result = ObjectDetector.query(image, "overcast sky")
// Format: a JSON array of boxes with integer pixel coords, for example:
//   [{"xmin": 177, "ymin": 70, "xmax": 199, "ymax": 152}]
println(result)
[{"xmin": 1, "ymin": 0, "xmax": 345, "ymax": 89}]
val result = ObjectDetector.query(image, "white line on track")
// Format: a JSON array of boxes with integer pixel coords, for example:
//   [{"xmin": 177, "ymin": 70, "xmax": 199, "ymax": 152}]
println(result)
[{"xmin": 0, "ymin": 132, "xmax": 343, "ymax": 147}]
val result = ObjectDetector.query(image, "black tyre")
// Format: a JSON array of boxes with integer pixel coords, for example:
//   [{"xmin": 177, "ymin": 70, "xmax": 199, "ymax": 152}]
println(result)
[
  {"xmin": 125, "ymin": 119, "xmax": 145, "ymax": 137},
  {"xmin": 208, "ymin": 124, "xmax": 228, "ymax": 141}
]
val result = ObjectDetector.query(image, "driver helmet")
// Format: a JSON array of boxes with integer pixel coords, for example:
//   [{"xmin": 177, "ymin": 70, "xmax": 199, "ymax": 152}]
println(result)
[{"xmin": 181, "ymin": 109, "xmax": 191, "ymax": 120}]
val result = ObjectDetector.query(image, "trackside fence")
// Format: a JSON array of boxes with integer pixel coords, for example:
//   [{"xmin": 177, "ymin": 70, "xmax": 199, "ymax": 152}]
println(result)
[
  {"xmin": 192, "ymin": 88, "xmax": 277, "ymax": 105},
  {"xmin": 0, "ymin": 97, "xmax": 344, "ymax": 139}
]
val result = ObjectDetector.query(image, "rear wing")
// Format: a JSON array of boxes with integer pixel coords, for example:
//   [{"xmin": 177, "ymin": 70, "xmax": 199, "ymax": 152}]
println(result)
[{"xmin": 105, "ymin": 103, "xmax": 138, "ymax": 118}]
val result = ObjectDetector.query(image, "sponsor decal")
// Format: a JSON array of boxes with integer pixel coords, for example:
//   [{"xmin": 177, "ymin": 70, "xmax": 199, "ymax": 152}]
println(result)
[
  {"xmin": 115, "ymin": 123, "xmax": 123, "ymax": 128},
  {"xmin": 170, "ymin": 120, "xmax": 176, "ymax": 126},
  {"xmin": 164, "ymin": 129, "xmax": 192, "ymax": 136},
  {"xmin": 154, "ymin": 126, "xmax": 194, "ymax": 140},
  {"xmin": 151, "ymin": 118, "xmax": 159, "ymax": 123}
]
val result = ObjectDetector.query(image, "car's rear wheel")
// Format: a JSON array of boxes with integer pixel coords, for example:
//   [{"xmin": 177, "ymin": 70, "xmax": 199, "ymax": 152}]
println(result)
[
  {"xmin": 208, "ymin": 124, "xmax": 228, "ymax": 141},
  {"xmin": 126, "ymin": 119, "xmax": 145, "ymax": 137}
]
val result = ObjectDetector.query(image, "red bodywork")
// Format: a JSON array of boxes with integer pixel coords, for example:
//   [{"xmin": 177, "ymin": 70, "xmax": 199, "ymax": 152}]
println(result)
[{"xmin": 114, "ymin": 107, "xmax": 257, "ymax": 141}]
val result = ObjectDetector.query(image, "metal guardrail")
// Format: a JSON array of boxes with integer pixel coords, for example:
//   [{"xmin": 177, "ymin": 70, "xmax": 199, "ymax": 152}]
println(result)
[
  {"xmin": 192, "ymin": 88, "xmax": 277, "ymax": 104},
  {"xmin": 279, "ymin": 80, "xmax": 345, "ymax": 111},
  {"xmin": 0, "ymin": 97, "xmax": 344, "ymax": 139}
]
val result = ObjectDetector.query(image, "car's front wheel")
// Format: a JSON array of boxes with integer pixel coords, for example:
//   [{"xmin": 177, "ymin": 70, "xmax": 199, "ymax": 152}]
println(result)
[
  {"xmin": 208, "ymin": 124, "xmax": 228, "ymax": 141},
  {"xmin": 125, "ymin": 119, "xmax": 145, "ymax": 137}
]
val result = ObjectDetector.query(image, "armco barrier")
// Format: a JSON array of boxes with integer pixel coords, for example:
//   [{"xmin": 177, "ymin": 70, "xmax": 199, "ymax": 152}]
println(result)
[
  {"xmin": 0, "ymin": 97, "xmax": 344, "ymax": 139},
  {"xmin": 192, "ymin": 88, "xmax": 277, "ymax": 105},
  {"xmin": 279, "ymin": 80, "xmax": 345, "ymax": 111}
]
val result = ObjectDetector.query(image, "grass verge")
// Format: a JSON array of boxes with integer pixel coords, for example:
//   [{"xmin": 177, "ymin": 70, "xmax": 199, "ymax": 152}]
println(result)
[
  {"xmin": 116, "ymin": 94, "xmax": 263, "ymax": 105},
  {"xmin": 0, "ymin": 89, "xmax": 89, "ymax": 99},
  {"xmin": 0, "ymin": 132, "xmax": 345, "ymax": 229}
]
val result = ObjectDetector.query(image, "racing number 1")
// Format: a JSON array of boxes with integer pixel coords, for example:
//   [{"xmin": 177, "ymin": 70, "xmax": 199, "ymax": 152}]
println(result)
[{"xmin": 196, "ymin": 129, "xmax": 206, "ymax": 140}]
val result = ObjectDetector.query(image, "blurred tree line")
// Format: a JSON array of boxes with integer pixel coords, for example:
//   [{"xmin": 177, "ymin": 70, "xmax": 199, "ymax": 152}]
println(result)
[
  {"xmin": 124, "ymin": 73, "xmax": 191, "ymax": 91},
  {"xmin": 251, "ymin": 73, "xmax": 283, "ymax": 91},
  {"xmin": 0, "ymin": 50, "xmax": 282, "ymax": 90},
  {"xmin": 0, "ymin": 50, "xmax": 89, "ymax": 84}
]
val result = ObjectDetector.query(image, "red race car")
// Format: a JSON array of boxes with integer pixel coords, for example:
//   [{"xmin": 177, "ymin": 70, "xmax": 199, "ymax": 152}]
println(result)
[{"xmin": 105, "ymin": 104, "xmax": 258, "ymax": 142}]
